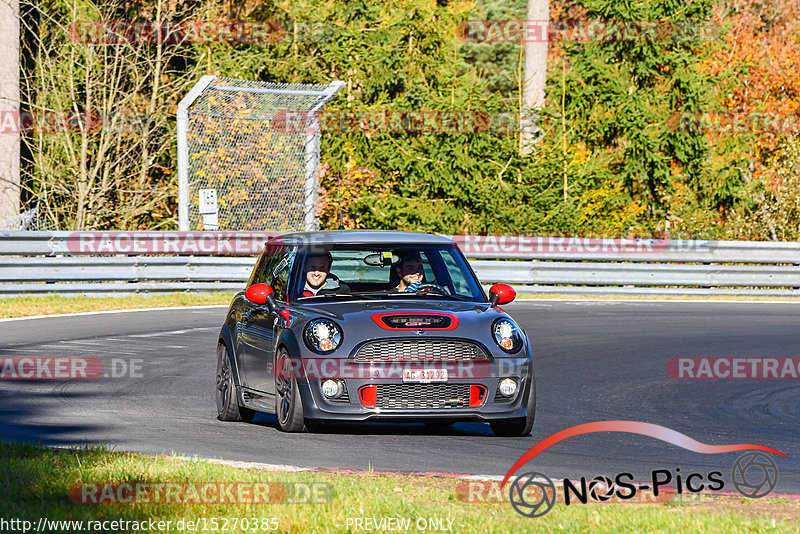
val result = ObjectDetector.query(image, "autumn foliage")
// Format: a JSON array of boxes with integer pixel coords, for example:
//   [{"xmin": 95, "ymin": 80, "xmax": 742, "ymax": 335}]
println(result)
[{"xmin": 17, "ymin": 0, "xmax": 800, "ymax": 239}]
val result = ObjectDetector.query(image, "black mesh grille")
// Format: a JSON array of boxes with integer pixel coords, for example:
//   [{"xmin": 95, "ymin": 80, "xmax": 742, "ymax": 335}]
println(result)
[
  {"xmin": 375, "ymin": 383, "xmax": 471, "ymax": 409},
  {"xmin": 494, "ymin": 388, "xmax": 513, "ymax": 402},
  {"xmin": 353, "ymin": 340, "xmax": 489, "ymax": 363}
]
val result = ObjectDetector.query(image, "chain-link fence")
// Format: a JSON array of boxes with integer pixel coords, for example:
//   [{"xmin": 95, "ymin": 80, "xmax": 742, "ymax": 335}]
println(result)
[{"xmin": 177, "ymin": 76, "xmax": 343, "ymax": 232}]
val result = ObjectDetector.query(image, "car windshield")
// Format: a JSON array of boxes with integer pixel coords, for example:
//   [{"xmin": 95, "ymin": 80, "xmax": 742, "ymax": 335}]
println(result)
[{"xmin": 290, "ymin": 243, "xmax": 486, "ymax": 303}]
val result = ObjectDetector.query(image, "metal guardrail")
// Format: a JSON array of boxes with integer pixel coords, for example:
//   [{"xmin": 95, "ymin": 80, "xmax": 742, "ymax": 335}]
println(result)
[
  {"xmin": 3, "ymin": 231, "xmax": 800, "ymax": 262},
  {"xmin": 1, "ymin": 231, "xmax": 800, "ymax": 296}
]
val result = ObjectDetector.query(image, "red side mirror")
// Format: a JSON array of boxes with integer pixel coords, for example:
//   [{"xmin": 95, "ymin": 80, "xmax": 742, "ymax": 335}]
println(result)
[
  {"xmin": 245, "ymin": 283, "xmax": 274, "ymax": 305},
  {"xmin": 489, "ymin": 283, "xmax": 516, "ymax": 306}
]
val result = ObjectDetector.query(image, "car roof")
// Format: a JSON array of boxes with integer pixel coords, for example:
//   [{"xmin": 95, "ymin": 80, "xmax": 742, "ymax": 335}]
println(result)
[{"xmin": 273, "ymin": 230, "xmax": 453, "ymax": 246}]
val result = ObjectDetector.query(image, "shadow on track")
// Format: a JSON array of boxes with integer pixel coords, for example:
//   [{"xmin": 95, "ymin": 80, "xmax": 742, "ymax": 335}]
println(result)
[{"xmin": 0, "ymin": 387, "xmax": 108, "ymax": 446}]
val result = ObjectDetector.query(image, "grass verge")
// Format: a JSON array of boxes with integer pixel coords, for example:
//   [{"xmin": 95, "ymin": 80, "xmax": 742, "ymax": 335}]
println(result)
[
  {"xmin": 1, "ymin": 441, "xmax": 797, "ymax": 533},
  {"xmin": 0, "ymin": 294, "xmax": 234, "ymax": 319}
]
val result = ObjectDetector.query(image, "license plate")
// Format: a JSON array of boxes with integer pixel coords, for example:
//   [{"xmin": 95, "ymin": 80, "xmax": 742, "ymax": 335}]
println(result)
[{"xmin": 402, "ymin": 368, "xmax": 448, "ymax": 383}]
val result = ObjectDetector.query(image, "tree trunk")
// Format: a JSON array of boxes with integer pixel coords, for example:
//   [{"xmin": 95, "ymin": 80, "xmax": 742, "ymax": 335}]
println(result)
[
  {"xmin": 520, "ymin": 0, "xmax": 550, "ymax": 156},
  {"xmin": 0, "ymin": 0, "xmax": 20, "ymax": 221}
]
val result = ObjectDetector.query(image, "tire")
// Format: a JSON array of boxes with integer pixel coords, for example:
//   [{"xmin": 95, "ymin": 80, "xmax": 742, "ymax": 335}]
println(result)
[
  {"xmin": 274, "ymin": 348, "xmax": 306, "ymax": 432},
  {"xmin": 217, "ymin": 341, "xmax": 255, "ymax": 422},
  {"xmin": 490, "ymin": 377, "xmax": 536, "ymax": 437}
]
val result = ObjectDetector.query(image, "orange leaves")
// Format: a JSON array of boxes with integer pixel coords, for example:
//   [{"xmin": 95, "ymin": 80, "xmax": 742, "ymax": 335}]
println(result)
[{"xmin": 702, "ymin": 2, "xmax": 800, "ymax": 119}]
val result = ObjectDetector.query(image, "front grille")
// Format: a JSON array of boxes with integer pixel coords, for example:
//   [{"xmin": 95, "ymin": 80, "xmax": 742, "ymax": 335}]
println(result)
[
  {"xmin": 494, "ymin": 388, "xmax": 514, "ymax": 403},
  {"xmin": 376, "ymin": 383, "xmax": 471, "ymax": 409},
  {"xmin": 353, "ymin": 340, "xmax": 489, "ymax": 363}
]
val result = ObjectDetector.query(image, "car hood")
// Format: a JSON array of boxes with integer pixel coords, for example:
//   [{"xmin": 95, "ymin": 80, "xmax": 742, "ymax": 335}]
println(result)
[
  {"xmin": 289, "ymin": 298, "xmax": 520, "ymax": 341},
  {"xmin": 294, "ymin": 298, "xmax": 490, "ymax": 319}
]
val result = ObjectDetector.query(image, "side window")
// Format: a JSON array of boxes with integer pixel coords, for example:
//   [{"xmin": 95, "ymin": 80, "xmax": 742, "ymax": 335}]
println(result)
[
  {"xmin": 419, "ymin": 251, "xmax": 436, "ymax": 283},
  {"xmin": 441, "ymin": 250, "xmax": 471, "ymax": 295},
  {"xmin": 247, "ymin": 247, "xmax": 279, "ymax": 286},
  {"xmin": 269, "ymin": 247, "xmax": 297, "ymax": 302}
]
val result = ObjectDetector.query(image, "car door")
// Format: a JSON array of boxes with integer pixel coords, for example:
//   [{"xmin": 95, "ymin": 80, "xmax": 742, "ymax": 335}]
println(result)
[
  {"xmin": 239, "ymin": 246, "xmax": 296, "ymax": 395},
  {"xmin": 235, "ymin": 247, "xmax": 274, "ymax": 390}
]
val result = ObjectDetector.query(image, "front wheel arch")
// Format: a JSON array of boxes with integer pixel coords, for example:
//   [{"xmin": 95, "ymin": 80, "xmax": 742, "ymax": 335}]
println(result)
[
  {"xmin": 274, "ymin": 346, "xmax": 307, "ymax": 432},
  {"xmin": 216, "ymin": 340, "xmax": 255, "ymax": 422},
  {"xmin": 218, "ymin": 323, "xmax": 243, "ymax": 388}
]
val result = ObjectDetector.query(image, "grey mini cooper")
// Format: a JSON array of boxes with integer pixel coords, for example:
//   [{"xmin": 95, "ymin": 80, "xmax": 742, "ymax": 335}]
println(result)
[{"xmin": 216, "ymin": 231, "xmax": 535, "ymax": 436}]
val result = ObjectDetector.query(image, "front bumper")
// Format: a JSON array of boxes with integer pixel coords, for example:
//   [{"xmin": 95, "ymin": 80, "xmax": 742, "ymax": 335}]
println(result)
[{"xmin": 298, "ymin": 356, "xmax": 532, "ymax": 422}]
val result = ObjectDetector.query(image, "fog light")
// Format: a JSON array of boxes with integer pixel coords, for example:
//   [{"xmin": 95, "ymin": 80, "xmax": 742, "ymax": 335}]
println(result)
[
  {"xmin": 321, "ymin": 379, "xmax": 344, "ymax": 398},
  {"xmin": 498, "ymin": 378, "xmax": 518, "ymax": 397}
]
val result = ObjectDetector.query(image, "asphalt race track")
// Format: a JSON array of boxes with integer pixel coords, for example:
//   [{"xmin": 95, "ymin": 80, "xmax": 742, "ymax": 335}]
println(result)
[{"xmin": 1, "ymin": 300, "xmax": 798, "ymax": 493}]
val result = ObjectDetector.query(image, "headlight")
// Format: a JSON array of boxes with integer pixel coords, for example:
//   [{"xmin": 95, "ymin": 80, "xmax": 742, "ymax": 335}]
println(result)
[
  {"xmin": 304, "ymin": 319, "xmax": 342, "ymax": 353},
  {"xmin": 492, "ymin": 318, "xmax": 523, "ymax": 354}
]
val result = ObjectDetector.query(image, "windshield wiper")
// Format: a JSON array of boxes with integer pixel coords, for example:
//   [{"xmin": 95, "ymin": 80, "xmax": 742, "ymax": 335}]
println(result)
[
  {"xmin": 305, "ymin": 290, "xmax": 476, "ymax": 302},
  {"xmin": 379, "ymin": 291, "xmax": 475, "ymax": 302},
  {"xmin": 415, "ymin": 292, "xmax": 474, "ymax": 301}
]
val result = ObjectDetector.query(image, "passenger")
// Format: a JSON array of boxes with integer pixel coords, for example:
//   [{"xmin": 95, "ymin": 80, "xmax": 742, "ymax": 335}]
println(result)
[
  {"xmin": 302, "ymin": 253, "xmax": 350, "ymax": 296},
  {"xmin": 394, "ymin": 251, "xmax": 425, "ymax": 292}
]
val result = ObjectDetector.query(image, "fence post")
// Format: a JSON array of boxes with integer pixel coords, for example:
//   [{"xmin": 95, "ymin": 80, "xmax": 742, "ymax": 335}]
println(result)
[
  {"xmin": 303, "ymin": 81, "xmax": 345, "ymax": 232},
  {"xmin": 177, "ymin": 75, "xmax": 216, "ymax": 231}
]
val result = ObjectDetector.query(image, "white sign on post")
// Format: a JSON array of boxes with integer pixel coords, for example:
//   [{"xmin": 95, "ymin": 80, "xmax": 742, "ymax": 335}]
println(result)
[
  {"xmin": 202, "ymin": 213, "xmax": 219, "ymax": 230},
  {"xmin": 198, "ymin": 189, "xmax": 219, "ymax": 230},
  {"xmin": 199, "ymin": 189, "xmax": 218, "ymax": 214}
]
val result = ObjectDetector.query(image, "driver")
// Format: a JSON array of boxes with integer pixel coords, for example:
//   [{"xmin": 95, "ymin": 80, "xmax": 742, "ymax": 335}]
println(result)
[
  {"xmin": 302, "ymin": 252, "xmax": 350, "ymax": 296},
  {"xmin": 394, "ymin": 251, "xmax": 425, "ymax": 292}
]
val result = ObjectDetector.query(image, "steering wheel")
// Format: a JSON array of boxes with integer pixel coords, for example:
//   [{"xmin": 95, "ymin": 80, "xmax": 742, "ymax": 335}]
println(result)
[{"xmin": 413, "ymin": 283, "xmax": 451, "ymax": 294}]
